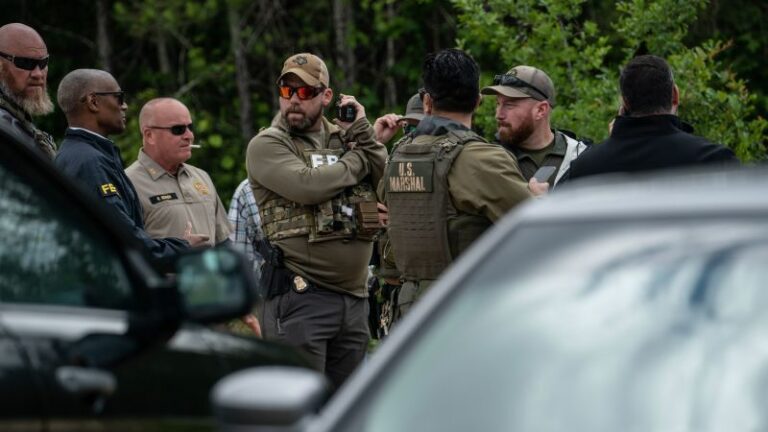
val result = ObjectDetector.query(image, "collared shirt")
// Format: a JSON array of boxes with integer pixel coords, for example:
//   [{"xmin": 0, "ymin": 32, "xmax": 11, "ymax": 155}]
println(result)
[
  {"xmin": 55, "ymin": 128, "xmax": 188, "ymax": 265},
  {"xmin": 507, "ymin": 130, "xmax": 568, "ymax": 183},
  {"xmin": 126, "ymin": 150, "xmax": 231, "ymax": 246},
  {"xmin": 227, "ymin": 178, "xmax": 265, "ymax": 280}
]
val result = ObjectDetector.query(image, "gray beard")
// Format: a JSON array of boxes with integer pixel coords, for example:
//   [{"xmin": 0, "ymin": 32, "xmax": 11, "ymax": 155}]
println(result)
[{"xmin": 0, "ymin": 80, "xmax": 54, "ymax": 117}]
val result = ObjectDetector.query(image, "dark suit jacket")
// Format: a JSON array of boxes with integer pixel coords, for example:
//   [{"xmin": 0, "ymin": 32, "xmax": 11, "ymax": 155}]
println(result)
[{"xmin": 564, "ymin": 114, "xmax": 738, "ymax": 181}]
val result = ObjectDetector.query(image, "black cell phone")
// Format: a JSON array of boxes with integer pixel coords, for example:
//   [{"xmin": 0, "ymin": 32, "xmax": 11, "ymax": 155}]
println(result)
[
  {"xmin": 532, "ymin": 166, "xmax": 557, "ymax": 182},
  {"xmin": 337, "ymin": 104, "xmax": 357, "ymax": 122}
]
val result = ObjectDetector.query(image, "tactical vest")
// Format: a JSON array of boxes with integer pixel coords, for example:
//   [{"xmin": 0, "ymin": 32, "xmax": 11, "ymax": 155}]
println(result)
[
  {"xmin": 385, "ymin": 130, "xmax": 492, "ymax": 281},
  {"xmin": 0, "ymin": 93, "xmax": 56, "ymax": 159},
  {"xmin": 258, "ymin": 127, "xmax": 379, "ymax": 243}
]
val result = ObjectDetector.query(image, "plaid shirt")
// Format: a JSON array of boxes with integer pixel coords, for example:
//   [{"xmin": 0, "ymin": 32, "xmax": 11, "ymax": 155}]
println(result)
[{"xmin": 228, "ymin": 179, "xmax": 265, "ymax": 280}]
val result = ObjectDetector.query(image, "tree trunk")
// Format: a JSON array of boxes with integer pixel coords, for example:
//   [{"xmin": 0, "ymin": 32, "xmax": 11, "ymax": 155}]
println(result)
[
  {"xmin": 156, "ymin": 25, "xmax": 171, "ymax": 76},
  {"xmin": 333, "ymin": 0, "xmax": 356, "ymax": 90},
  {"xmin": 96, "ymin": 0, "xmax": 112, "ymax": 72},
  {"xmin": 384, "ymin": 1, "xmax": 397, "ymax": 109},
  {"xmin": 227, "ymin": 0, "xmax": 254, "ymax": 141}
]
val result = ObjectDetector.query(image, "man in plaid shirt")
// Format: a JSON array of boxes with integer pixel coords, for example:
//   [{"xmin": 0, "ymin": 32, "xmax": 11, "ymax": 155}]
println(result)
[{"xmin": 228, "ymin": 178, "xmax": 265, "ymax": 336}]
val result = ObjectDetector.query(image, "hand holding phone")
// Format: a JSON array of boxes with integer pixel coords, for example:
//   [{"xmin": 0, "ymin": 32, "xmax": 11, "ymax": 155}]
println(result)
[{"xmin": 532, "ymin": 166, "xmax": 557, "ymax": 183}]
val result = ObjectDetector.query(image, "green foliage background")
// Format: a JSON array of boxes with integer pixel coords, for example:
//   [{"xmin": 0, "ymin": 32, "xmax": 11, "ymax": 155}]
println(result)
[{"xmin": 5, "ymin": 0, "xmax": 767, "ymax": 205}]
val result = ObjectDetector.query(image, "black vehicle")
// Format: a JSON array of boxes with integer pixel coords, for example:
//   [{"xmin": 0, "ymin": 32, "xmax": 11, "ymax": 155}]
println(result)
[
  {"xmin": 214, "ymin": 167, "xmax": 768, "ymax": 432},
  {"xmin": 0, "ymin": 124, "xmax": 305, "ymax": 431}
]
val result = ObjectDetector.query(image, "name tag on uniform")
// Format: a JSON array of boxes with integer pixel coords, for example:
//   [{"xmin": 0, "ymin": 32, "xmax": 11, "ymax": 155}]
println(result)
[
  {"xmin": 387, "ymin": 161, "xmax": 433, "ymax": 192},
  {"xmin": 149, "ymin": 192, "xmax": 179, "ymax": 204}
]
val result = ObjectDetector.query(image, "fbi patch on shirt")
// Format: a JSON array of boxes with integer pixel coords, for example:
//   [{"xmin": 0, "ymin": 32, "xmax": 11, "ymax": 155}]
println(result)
[
  {"xmin": 149, "ymin": 192, "xmax": 179, "ymax": 204},
  {"xmin": 100, "ymin": 183, "xmax": 119, "ymax": 197}
]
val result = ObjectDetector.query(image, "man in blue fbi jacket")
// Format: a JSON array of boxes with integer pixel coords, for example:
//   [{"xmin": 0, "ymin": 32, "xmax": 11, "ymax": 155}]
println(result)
[{"xmin": 54, "ymin": 69, "xmax": 207, "ymax": 269}]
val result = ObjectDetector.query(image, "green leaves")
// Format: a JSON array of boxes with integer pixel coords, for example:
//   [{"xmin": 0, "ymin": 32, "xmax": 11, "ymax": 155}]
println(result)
[{"xmin": 454, "ymin": 0, "xmax": 766, "ymax": 161}]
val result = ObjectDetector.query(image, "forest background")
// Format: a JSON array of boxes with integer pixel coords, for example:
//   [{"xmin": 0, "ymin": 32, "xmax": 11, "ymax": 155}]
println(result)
[{"xmin": 6, "ymin": 0, "xmax": 767, "ymax": 204}]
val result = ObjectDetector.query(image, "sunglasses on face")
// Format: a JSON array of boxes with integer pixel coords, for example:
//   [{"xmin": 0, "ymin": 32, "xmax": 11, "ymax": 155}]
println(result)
[
  {"xmin": 278, "ymin": 85, "xmax": 325, "ymax": 100},
  {"xmin": 91, "ymin": 91, "xmax": 126, "ymax": 106},
  {"xmin": 492, "ymin": 74, "xmax": 549, "ymax": 100},
  {"xmin": 0, "ymin": 51, "xmax": 49, "ymax": 71},
  {"xmin": 147, "ymin": 123, "xmax": 194, "ymax": 136}
]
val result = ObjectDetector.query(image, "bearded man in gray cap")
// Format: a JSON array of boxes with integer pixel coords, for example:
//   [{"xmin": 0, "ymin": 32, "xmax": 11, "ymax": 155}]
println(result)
[
  {"xmin": 481, "ymin": 65, "xmax": 588, "ymax": 187},
  {"xmin": 246, "ymin": 52, "xmax": 387, "ymax": 389}
]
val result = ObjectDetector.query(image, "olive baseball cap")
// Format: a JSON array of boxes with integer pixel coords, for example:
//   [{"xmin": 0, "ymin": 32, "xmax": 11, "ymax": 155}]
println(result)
[
  {"xmin": 277, "ymin": 53, "xmax": 329, "ymax": 87},
  {"xmin": 481, "ymin": 65, "xmax": 556, "ymax": 106},
  {"xmin": 402, "ymin": 93, "xmax": 424, "ymax": 122}
]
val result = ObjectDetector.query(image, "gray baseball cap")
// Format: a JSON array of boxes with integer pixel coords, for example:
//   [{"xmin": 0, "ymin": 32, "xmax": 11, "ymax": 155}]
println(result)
[
  {"xmin": 402, "ymin": 93, "xmax": 424, "ymax": 122},
  {"xmin": 481, "ymin": 65, "xmax": 556, "ymax": 106}
]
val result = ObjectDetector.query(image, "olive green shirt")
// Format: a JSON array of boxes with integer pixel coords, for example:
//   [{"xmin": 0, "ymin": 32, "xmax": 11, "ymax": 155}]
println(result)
[
  {"xmin": 246, "ymin": 115, "xmax": 387, "ymax": 297},
  {"xmin": 126, "ymin": 150, "xmax": 231, "ymax": 246},
  {"xmin": 508, "ymin": 130, "xmax": 568, "ymax": 183}
]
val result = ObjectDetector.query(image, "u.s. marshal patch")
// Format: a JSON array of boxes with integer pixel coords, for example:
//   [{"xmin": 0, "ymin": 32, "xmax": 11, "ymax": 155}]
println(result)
[{"xmin": 386, "ymin": 161, "xmax": 433, "ymax": 192}]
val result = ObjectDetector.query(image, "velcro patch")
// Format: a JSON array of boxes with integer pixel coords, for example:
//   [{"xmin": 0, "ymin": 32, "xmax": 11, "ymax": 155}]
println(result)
[
  {"xmin": 386, "ymin": 161, "xmax": 433, "ymax": 192},
  {"xmin": 99, "ymin": 183, "xmax": 119, "ymax": 197},
  {"xmin": 149, "ymin": 193, "xmax": 179, "ymax": 204}
]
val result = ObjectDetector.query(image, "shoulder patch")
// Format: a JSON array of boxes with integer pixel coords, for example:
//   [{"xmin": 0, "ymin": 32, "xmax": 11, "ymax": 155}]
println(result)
[
  {"xmin": 149, "ymin": 193, "xmax": 179, "ymax": 204},
  {"xmin": 99, "ymin": 183, "xmax": 119, "ymax": 197},
  {"xmin": 193, "ymin": 181, "xmax": 210, "ymax": 195}
]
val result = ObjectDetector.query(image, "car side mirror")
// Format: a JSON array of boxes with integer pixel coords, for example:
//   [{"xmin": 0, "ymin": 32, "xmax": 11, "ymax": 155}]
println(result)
[
  {"xmin": 212, "ymin": 366, "xmax": 330, "ymax": 432},
  {"xmin": 175, "ymin": 247, "xmax": 255, "ymax": 323}
]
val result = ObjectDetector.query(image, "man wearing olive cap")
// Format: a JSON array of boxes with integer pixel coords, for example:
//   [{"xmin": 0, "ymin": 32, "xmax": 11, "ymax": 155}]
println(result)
[
  {"xmin": 481, "ymin": 65, "xmax": 588, "ymax": 187},
  {"xmin": 246, "ymin": 53, "xmax": 387, "ymax": 388}
]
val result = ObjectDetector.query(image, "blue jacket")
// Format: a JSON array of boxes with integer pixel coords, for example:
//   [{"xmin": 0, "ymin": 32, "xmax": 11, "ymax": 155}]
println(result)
[{"xmin": 55, "ymin": 128, "xmax": 188, "ymax": 266}]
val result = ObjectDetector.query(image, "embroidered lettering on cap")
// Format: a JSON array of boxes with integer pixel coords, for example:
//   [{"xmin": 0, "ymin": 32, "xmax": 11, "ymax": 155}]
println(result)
[
  {"xmin": 100, "ymin": 183, "xmax": 119, "ymax": 197},
  {"xmin": 293, "ymin": 56, "xmax": 307, "ymax": 65}
]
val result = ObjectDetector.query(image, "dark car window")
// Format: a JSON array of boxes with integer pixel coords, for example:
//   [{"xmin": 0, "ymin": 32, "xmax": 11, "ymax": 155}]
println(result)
[
  {"xmin": 0, "ymin": 158, "xmax": 132, "ymax": 309},
  {"xmin": 338, "ymin": 220, "xmax": 768, "ymax": 432}
]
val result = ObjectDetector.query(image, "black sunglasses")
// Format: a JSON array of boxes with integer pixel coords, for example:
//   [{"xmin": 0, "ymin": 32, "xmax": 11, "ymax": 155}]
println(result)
[
  {"xmin": 91, "ymin": 91, "xmax": 126, "ymax": 106},
  {"xmin": 147, "ymin": 123, "xmax": 194, "ymax": 136},
  {"xmin": 0, "ymin": 51, "xmax": 49, "ymax": 71},
  {"xmin": 492, "ymin": 74, "xmax": 549, "ymax": 100}
]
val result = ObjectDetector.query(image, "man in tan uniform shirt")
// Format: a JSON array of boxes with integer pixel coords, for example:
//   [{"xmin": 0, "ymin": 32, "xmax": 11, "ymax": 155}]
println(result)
[
  {"xmin": 247, "ymin": 53, "xmax": 386, "ymax": 388},
  {"xmin": 126, "ymin": 98, "xmax": 230, "ymax": 247}
]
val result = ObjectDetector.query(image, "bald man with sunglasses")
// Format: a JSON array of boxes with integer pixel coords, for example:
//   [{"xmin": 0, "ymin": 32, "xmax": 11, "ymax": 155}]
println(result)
[
  {"xmin": 126, "ymin": 97, "xmax": 229, "ymax": 248},
  {"xmin": 56, "ymin": 70, "xmax": 205, "ymax": 272},
  {"xmin": 246, "ymin": 53, "xmax": 387, "ymax": 389},
  {"xmin": 0, "ymin": 23, "xmax": 56, "ymax": 159}
]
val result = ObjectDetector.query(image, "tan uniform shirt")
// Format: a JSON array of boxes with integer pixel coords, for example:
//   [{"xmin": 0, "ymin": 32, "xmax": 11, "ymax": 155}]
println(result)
[
  {"xmin": 126, "ymin": 150, "xmax": 231, "ymax": 246},
  {"xmin": 247, "ymin": 116, "xmax": 387, "ymax": 297}
]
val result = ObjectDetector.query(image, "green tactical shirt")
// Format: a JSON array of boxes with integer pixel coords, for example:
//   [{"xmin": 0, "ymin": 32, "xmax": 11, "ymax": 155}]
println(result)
[
  {"xmin": 246, "ymin": 115, "xmax": 387, "ymax": 297},
  {"xmin": 508, "ymin": 130, "xmax": 568, "ymax": 184}
]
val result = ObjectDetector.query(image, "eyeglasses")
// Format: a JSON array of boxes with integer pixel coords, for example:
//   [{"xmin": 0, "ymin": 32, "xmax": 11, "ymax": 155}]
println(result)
[
  {"xmin": 147, "ymin": 123, "xmax": 194, "ymax": 136},
  {"xmin": 278, "ymin": 85, "xmax": 325, "ymax": 100},
  {"xmin": 0, "ymin": 51, "xmax": 49, "ymax": 71},
  {"xmin": 91, "ymin": 91, "xmax": 126, "ymax": 105},
  {"xmin": 403, "ymin": 124, "xmax": 417, "ymax": 134},
  {"xmin": 492, "ymin": 74, "xmax": 549, "ymax": 100}
]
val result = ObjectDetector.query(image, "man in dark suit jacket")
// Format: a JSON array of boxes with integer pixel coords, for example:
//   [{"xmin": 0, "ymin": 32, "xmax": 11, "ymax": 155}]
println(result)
[{"xmin": 563, "ymin": 55, "xmax": 738, "ymax": 181}]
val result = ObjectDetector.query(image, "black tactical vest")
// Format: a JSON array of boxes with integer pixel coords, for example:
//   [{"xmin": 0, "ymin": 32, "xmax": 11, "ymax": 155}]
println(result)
[{"xmin": 0, "ymin": 92, "xmax": 56, "ymax": 159}]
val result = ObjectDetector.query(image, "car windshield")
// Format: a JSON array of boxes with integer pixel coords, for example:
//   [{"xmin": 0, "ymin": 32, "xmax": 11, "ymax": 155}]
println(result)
[{"xmin": 338, "ymin": 219, "xmax": 768, "ymax": 432}]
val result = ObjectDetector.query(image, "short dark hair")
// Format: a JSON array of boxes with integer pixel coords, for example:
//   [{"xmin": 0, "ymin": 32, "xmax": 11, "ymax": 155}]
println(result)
[
  {"xmin": 619, "ymin": 55, "xmax": 675, "ymax": 116},
  {"xmin": 422, "ymin": 48, "xmax": 479, "ymax": 114}
]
